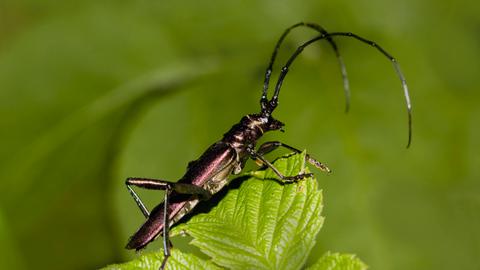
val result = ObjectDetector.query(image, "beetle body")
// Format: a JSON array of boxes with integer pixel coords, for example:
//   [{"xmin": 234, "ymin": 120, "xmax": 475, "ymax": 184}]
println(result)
[{"xmin": 126, "ymin": 114, "xmax": 285, "ymax": 250}]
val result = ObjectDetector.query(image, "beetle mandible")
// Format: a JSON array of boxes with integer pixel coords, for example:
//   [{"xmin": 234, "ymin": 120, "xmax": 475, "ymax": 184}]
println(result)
[{"xmin": 124, "ymin": 22, "xmax": 412, "ymax": 269}]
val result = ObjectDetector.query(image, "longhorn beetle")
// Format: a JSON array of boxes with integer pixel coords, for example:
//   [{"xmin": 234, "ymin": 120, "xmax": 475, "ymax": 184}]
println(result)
[{"xmin": 125, "ymin": 22, "xmax": 412, "ymax": 269}]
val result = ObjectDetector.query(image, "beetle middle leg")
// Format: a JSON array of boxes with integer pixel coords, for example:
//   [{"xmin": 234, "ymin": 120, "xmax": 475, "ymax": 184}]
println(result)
[
  {"xmin": 125, "ymin": 177, "xmax": 211, "ymax": 269},
  {"xmin": 257, "ymin": 141, "xmax": 331, "ymax": 173},
  {"xmin": 247, "ymin": 148, "xmax": 313, "ymax": 183}
]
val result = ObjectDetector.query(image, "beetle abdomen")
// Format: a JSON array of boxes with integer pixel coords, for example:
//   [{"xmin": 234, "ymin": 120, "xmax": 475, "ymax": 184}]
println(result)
[{"xmin": 126, "ymin": 200, "xmax": 187, "ymax": 250}]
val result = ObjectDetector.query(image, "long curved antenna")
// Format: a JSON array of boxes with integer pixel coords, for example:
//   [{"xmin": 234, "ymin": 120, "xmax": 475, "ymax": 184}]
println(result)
[
  {"xmin": 268, "ymin": 32, "xmax": 412, "ymax": 148},
  {"xmin": 261, "ymin": 22, "xmax": 351, "ymax": 113}
]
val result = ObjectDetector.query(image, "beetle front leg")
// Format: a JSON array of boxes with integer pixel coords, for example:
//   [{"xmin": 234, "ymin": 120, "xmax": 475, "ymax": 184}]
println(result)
[
  {"xmin": 247, "ymin": 148, "xmax": 313, "ymax": 183},
  {"xmin": 256, "ymin": 141, "xmax": 331, "ymax": 173}
]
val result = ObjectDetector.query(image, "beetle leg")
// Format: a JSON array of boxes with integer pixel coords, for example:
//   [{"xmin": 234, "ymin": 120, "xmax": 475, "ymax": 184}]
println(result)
[
  {"xmin": 172, "ymin": 183, "xmax": 212, "ymax": 201},
  {"xmin": 125, "ymin": 177, "xmax": 212, "ymax": 218},
  {"xmin": 256, "ymin": 141, "xmax": 331, "ymax": 173},
  {"xmin": 125, "ymin": 177, "xmax": 160, "ymax": 218},
  {"xmin": 125, "ymin": 178, "xmax": 212, "ymax": 270},
  {"xmin": 160, "ymin": 185, "xmax": 171, "ymax": 270},
  {"xmin": 247, "ymin": 148, "xmax": 313, "ymax": 183}
]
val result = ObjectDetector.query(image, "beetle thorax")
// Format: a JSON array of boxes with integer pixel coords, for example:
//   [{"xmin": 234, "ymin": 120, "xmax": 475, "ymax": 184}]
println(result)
[{"xmin": 222, "ymin": 114, "xmax": 284, "ymax": 154}]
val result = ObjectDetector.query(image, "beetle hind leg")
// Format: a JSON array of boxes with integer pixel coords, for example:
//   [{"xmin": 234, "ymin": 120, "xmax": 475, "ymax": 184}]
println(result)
[{"xmin": 125, "ymin": 177, "xmax": 212, "ymax": 269}]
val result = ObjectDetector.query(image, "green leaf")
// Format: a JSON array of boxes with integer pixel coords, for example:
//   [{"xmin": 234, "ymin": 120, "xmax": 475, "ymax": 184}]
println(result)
[
  {"xmin": 171, "ymin": 151, "xmax": 324, "ymax": 270},
  {"xmin": 307, "ymin": 252, "xmax": 368, "ymax": 270},
  {"xmin": 103, "ymin": 249, "xmax": 221, "ymax": 270},
  {"xmin": 103, "ymin": 152, "xmax": 368, "ymax": 270}
]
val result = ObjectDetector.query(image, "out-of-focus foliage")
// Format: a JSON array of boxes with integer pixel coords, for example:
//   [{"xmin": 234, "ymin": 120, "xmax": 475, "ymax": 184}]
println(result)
[{"xmin": 0, "ymin": 0, "xmax": 479, "ymax": 269}]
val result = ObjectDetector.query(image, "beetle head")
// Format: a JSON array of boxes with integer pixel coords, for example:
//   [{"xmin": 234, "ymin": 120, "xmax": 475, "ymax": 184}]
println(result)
[{"xmin": 245, "ymin": 113, "xmax": 284, "ymax": 133}]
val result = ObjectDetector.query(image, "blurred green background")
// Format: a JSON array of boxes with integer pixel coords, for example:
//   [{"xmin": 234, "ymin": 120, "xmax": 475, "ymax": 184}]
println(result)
[{"xmin": 1, "ymin": 0, "xmax": 479, "ymax": 269}]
